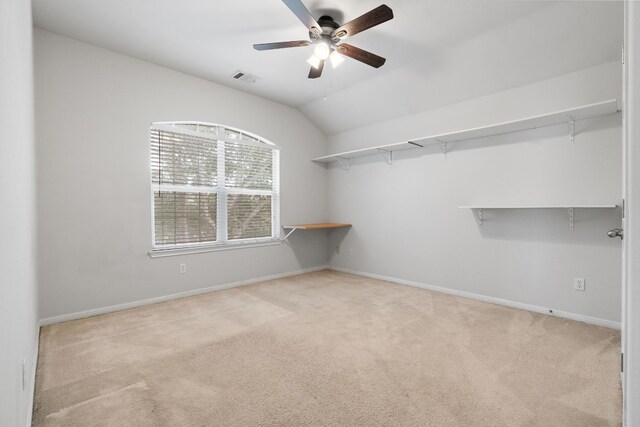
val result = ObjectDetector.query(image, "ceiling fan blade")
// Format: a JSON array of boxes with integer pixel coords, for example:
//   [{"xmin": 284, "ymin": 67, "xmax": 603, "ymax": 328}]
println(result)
[
  {"xmin": 331, "ymin": 5, "xmax": 393, "ymax": 41},
  {"xmin": 337, "ymin": 43, "xmax": 386, "ymax": 68},
  {"xmin": 253, "ymin": 40, "xmax": 311, "ymax": 51},
  {"xmin": 282, "ymin": 0, "xmax": 321, "ymax": 35},
  {"xmin": 308, "ymin": 60, "xmax": 325, "ymax": 79}
]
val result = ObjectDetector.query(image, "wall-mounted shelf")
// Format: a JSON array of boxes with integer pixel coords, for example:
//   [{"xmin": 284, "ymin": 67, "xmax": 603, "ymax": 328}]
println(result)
[
  {"xmin": 413, "ymin": 99, "xmax": 618, "ymax": 150},
  {"xmin": 312, "ymin": 142, "xmax": 423, "ymax": 169},
  {"xmin": 312, "ymin": 99, "xmax": 618, "ymax": 166},
  {"xmin": 458, "ymin": 205, "xmax": 618, "ymax": 229},
  {"xmin": 282, "ymin": 223, "xmax": 352, "ymax": 240}
]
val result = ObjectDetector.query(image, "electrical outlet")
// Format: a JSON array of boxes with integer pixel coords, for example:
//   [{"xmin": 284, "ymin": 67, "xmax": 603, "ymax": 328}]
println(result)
[
  {"xmin": 335, "ymin": 246, "xmax": 340, "ymax": 255},
  {"xmin": 574, "ymin": 278, "xmax": 585, "ymax": 291},
  {"xmin": 347, "ymin": 248, "xmax": 353, "ymax": 256},
  {"xmin": 179, "ymin": 263, "xmax": 187, "ymax": 274}
]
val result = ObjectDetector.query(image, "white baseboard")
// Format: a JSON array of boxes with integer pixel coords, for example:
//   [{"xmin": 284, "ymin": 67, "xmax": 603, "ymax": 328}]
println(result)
[
  {"xmin": 26, "ymin": 330, "xmax": 39, "ymax": 427},
  {"xmin": 39, "ymin": 265, "xmax": 329, "ymax": 326},
  {"xmin": 38, "ymin": 263, "xmax": 620, "ymax": 330},
  {"xmin": 329, "ymin": 267, "xmax": 621, "ymax": 330}
]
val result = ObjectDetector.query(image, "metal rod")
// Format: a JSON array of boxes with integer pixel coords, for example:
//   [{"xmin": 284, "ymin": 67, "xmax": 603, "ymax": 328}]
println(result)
[{"xmin": 282, "ymin": 227, "xmax": 298, "ymax": 240}]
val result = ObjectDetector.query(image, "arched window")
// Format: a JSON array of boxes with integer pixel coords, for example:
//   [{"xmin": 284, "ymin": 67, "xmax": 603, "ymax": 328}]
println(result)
[{"xmin": 150, "ymin": 122, "xmax": 279, "ymax": 252}]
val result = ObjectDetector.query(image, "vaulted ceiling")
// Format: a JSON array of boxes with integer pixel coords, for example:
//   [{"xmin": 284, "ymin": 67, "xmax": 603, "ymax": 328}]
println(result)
[{"xmin": 32, "ymin": 0, "xmax": 623, "ymax": 135}]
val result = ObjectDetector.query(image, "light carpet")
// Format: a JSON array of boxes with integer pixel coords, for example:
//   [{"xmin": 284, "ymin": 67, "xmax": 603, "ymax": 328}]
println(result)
[{"xmin": 33, "ymin": 270, "xmax": 622, "ymax": 426}]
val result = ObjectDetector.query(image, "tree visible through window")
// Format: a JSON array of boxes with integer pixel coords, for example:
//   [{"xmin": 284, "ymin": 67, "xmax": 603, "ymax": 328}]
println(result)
[{"xmin": 151, "ymin": 122, "xmax": 279, "ymax": 249}]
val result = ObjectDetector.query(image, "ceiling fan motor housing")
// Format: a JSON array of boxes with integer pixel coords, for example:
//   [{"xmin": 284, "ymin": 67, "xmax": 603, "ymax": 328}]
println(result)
[{"xmin": 311, "ymin": 15, "xmax": 341, "ymax": 41}]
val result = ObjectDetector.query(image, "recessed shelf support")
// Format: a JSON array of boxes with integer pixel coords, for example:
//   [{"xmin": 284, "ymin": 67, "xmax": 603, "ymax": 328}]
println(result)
[
  {"xmin": 436, "ymin": 140, "xmax": 448, "ymax": 157},
  {"xmin": 472, "ymin": 208, "xmax": 483, "ymax": 228},
  {"xmin": 568, "ymin": 118, "xmax": 575, "ymax": 143},
  {"xmin": 377, "ymin": 148, "xmax": 392, "ymax": 165},
  {"xmin": 337, "ymin": 157, "xmax": 351, "ymax": 171},
  {"xmin": 568, "ymin": 208, "xmax": 574, "ymax": 230}
]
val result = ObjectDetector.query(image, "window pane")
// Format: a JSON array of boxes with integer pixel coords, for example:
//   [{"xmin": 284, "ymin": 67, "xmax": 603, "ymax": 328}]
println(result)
[
  {"xmin": 173, "ymin": 123, "xmax": 199, "ymax": 132},
  {"xmin": 198, "ymin": 125, "xmax": 218, "ymax": 136},
  {"xmin": 241, "ymin": 134, "xmax": 258, "ymax": 143},
  {"xmin": 227, "ymin": 194, "xmax": 272, "ymax": 240},
  {"xmin": 225, "ymin": 129, "xmax": 240, "ymax": 140},
  {"xmin": 225, "ymin": 142, "xmax": 273, "ymax": 190},
  {"xmin": 151, "ymin": 129, "xmax": 217, "ymax": 187},
  {"xmin": 154, "ymin": 192, "xmax": 217, "ymax": 246},
  {"xmin": 172, "ymin": 123, "xmax": 218, "ymax": 136},
  {"xmin": 151, "ymin": 123, "xmax": 279, "ymax": 250}
]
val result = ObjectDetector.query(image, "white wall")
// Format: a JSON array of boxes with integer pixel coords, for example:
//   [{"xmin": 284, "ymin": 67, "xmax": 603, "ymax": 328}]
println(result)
[
  {"xmin": 623, "ymin": 2, "xmax": 640, "ymax": 424},
  {"xmin": 0, "ymin": 0, "xmax": 39, "ymax": 425},
  {"xmin": 33, "ymin": 26, "xmax": 623, "ymax": 328},
  {"xmin": 327, "ymin": 61, "xmax": 623, "ymax": 325},
  {"xmin": 35, "ymin": 29, "xmax": 329, "ymax": 321}
]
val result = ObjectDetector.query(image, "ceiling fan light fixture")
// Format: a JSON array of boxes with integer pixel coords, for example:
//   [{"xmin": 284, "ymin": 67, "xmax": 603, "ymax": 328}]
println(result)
[
  {"xmin": 314, "ymin": 41, "xmax": 331, "ymax": 60},
  {"xmin": 307, "ymin": 54, "xmax": 321, "ymax": 69},
  {"xmin": 253, "ymin": 1, "xmax": 393, "ymax": 79},
  {"xmin": 330, "ymin": 50, "xmax": 345, "ymax": 68}
]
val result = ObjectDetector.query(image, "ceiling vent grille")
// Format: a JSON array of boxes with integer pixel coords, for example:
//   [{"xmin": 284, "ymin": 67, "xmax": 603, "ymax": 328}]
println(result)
[{"xmin": 232, "ymin": 71, "xmax": 259, "ymax": 84}]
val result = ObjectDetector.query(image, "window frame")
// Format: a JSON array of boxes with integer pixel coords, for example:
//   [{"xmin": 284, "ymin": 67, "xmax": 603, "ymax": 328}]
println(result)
[{"xmin": 149, "ymin": 121, "xmax": 280, "ymax": 257}]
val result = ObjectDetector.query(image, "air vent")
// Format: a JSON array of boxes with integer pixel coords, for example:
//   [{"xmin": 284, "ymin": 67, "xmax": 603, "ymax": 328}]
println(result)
[{"xmin": 231, "ymin": 71, "xmax": 259, "ymax": 84}]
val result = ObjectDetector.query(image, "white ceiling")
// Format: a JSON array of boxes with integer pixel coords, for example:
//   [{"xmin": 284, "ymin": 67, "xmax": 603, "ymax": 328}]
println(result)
[{"xmin": 32, "ymin": 0, "xmax": 623, "ymax": 135}]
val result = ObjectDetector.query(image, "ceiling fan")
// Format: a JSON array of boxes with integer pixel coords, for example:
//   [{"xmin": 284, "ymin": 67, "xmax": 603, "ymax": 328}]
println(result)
[{"xmin": 253, "ymin": 0, "xmax": 393, "ymax": 79}]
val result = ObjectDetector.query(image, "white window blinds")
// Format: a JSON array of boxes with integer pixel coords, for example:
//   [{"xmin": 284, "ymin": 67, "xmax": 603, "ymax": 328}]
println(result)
[{"xmin": 151, "ymin": 123, "xmax": 279, "ymax": 249}]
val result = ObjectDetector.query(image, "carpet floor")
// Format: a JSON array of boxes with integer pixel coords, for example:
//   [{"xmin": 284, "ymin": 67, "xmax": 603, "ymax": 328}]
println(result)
[{"xmin": 33, "ymin": 270, "xmax": 622, "ymax": 426}]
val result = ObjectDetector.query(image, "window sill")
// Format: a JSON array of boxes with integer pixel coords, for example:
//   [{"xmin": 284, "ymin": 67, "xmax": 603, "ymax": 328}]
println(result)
[{"xmin": 148, "ymin": 240, "xmax": 282, "ymax": 258}]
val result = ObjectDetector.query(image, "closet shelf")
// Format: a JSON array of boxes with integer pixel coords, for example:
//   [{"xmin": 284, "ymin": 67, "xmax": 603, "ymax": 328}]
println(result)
[
  {"xmin": 312, "ymin": 142, "xmax": 422, "ymax": 169},
  {"xmin": 458, "ymin": 205, "xmax": 618, "ymax": 209},
  {"xmin": 458, "ymin": 204, "xmax": 618, "ymax": 230},
  {"xmin": 411, "ymin": 99, "xmax": 618, "ymax": 147},
  {"xmin": 281, "ymin": 223, "xmax": 352, "ymax": 240},
  {"xmin": 313, "ymin": 99, "xmax": 618, "ymax": 166}
]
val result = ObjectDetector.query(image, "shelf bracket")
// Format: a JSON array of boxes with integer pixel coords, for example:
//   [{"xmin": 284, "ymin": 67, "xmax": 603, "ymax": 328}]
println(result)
[
  {"xmin": 281, "ymin": 227, "xmax": 298, "ymax": 241},
  {"xmin": 568, "ymin": 208, "xmax": 574, "ymax": 230},
  {"xmin": 377, "ymin": 149, "xmax": 392, "ymax": 165},
  {"xmin": 436, "ymin": 140, "xmax": 448, "ymax": 157},
  {"xmin": 568, "ymin": 117, "xmax": 575, "ymax": 143},
  {"xmin": 336, "ymin": 157, "xmax": 351, "ymax": 171},
  {"xmin": 472, "ymin": 208, "xmax": 483, "ymax": 228}
]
